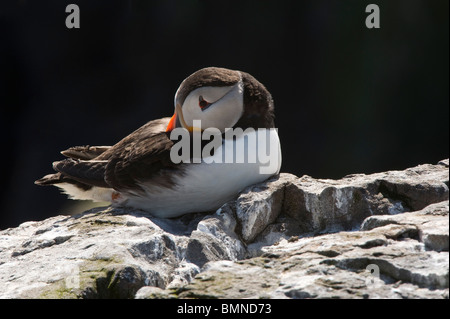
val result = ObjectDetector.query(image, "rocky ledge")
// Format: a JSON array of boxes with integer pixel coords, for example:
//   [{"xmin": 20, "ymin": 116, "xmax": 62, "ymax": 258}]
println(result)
[{"xmin": 0, "ymin": 159, "xmax": 448, "ymax": 298}]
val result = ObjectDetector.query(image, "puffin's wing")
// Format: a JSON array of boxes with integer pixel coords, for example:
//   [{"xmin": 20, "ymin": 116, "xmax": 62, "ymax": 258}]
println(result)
[
  {"xmin": 105, "ymin": 132, "xmax": 178, "ymax": 192},
  {"xmin": 35, "ymin": 117, "xmax": 175, "ymax": 191},
  {"xmin": 61, "ymin": 145, "xmax": 111, "ymax": 160},
  {"xmin": 35, "ymin": 171, "xmax": 98, "ymax": 190},
  {"xmin": 52, "ymin": 159, "xmax": 110, "ymax": 188}
]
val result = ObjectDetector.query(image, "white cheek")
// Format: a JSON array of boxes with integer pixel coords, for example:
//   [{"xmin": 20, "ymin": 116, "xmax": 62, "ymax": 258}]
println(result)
[
  {"xmin": 182, "ymin": 83, "xmax": 244, "ymax": 131},
  {"xmin": 183, "ymin": 95, "xmax": 203, "ymax": 125}
]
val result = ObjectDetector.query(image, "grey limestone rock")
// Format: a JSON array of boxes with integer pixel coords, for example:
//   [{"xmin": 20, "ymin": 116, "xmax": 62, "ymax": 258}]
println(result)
[
  {"xmin": 0, "ymin": 159, "xmax": 448, "ymax": 298},
  {"xmin": 174, "ymin": 200, "xmax": 449, "ymax": 299}
]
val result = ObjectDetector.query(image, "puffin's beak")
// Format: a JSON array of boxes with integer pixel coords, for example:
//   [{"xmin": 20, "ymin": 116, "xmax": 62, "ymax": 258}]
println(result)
[
  {"xmin": 166, "ymin": 112, "xmax": 177, "ymax": 132},
  {"xmin": 166, "ymin": 103, "xmax": 187, "ymax": 132}
]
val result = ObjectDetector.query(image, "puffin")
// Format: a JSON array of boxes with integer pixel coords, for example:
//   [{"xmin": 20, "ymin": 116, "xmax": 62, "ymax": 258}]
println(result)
[{"xmin": 35, "ymin": 67, "xmax": 282, "ymax": 218}]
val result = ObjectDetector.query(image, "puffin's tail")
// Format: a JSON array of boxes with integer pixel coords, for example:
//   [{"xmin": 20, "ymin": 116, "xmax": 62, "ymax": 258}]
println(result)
[
  {"xmin": 35, "ymin": 166, "xmax": 114, "ymax": 202},
  {"xmin": 35, "ymin": 172, "xmax": 63, "ymax": 186},
  {"xmin": 34, "ymin": 172, "xmax": 93, "ymax": 191},
  {"xmin": 35, "ymin": 144, "xmax": 114, "ymax": 204},
  {"xmin": 35, "ymin": 145, "xmax": 111, "ymax": 187}
]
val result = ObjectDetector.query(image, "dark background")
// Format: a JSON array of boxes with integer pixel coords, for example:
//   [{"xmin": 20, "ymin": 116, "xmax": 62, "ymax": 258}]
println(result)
[{"xmin": 0, "ymin": 0, "xmax": 448, "ymax": 229}]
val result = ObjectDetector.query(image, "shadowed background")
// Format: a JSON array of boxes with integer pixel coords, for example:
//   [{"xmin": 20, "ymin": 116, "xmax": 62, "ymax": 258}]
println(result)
[{"xmin": 0, "ymin": 0, "xmax": 448, "ymax": 229}]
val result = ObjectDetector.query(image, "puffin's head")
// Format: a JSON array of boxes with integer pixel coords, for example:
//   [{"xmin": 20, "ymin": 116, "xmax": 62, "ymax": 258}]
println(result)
[{"xmin": 166, "ymin": 67, "xmax": 275, "ymax": 133}]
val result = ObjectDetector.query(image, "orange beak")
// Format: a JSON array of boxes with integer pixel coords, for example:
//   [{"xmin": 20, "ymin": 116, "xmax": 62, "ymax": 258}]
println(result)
[
  {"xmin": 166, "ymin": 112, "xmax": 177, "ymax": 132},
  {"xmin": 166, "ymin": 103, "xmax": 192, "ymax": 132}
]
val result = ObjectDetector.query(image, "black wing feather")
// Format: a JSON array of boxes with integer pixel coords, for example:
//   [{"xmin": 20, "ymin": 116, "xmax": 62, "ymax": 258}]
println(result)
[
  {"xmin": 61, "ymin": 145, "xmax": 111, "ymax": 160},
  {"xmin": 53, "ymin": 159, "xmax": 109, "ymax": 188},
  {"xmin": 36, "ymin": 117, "xmax": 181, "ymax": 191},
  {"xmin": 35, "ymin": 172, "xmax": 94, "ymax": 191},
  {"xmin": 105, "ymin": 132, "xmax": 179, "ymax": 192}
]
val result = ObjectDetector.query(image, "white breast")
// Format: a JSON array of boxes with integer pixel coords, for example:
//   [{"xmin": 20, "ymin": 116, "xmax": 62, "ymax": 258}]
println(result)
[{"xmin": 122, "ymin": 129, "xmax": 282, "ymax": 218}]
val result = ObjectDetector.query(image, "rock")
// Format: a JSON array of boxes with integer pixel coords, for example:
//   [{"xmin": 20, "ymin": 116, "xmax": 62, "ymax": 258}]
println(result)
[
  {"xmin": 282, "ymin": 161, "xmax": 449, "ymax": 236},
  {"xmin": 173, "ymin": 201, "xmax": 449, "ymax": 299},
  {"xmin": 361, "ymin": 201, "xmax": 449, "ymax": 252},
  {"xmin": 233, "ymin": 175, "xmax": 289, "ymax": 242},
  {"xmin": 0, "ymin": 209, "xmax": 203, "ymax": 298},
  {"xmin": 134, "ymin": 286, "xmax": 174, "ymax": 299},
  {"xmin": 0, "ymin": 159, "xmax": 448, "ymax": 298}
]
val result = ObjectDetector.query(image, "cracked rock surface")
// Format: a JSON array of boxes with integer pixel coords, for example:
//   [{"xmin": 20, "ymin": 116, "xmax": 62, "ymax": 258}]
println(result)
[
  {"xmin": 173, "ymin": 201, "xmax": 448, "ymax": 299},
  {"xmin": 0, "ymin": 159, "xmax": 448, "ymax": 298}
]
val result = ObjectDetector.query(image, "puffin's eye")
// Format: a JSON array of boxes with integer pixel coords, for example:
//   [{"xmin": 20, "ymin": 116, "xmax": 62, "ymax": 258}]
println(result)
[{"xmin": 198, "ymin": 95, "xmax": 211, "ymax": 109}]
